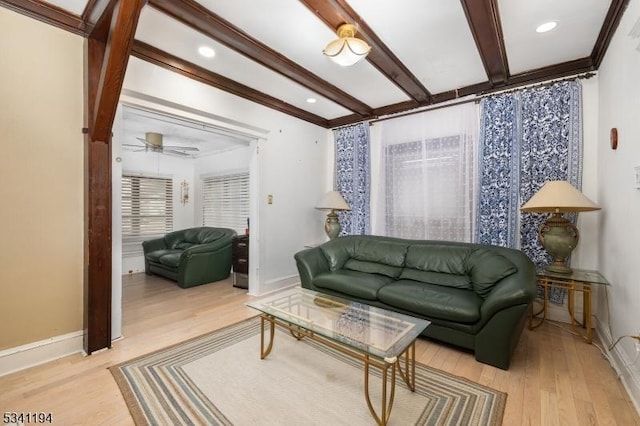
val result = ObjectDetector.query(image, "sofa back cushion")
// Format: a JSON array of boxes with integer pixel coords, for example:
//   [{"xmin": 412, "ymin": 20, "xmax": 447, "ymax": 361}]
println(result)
[
  {"xmin": 343, "ymin": 259, "xmax": 403, "ymax": 279},
  {"xmin": 320, "ymin": 237, "xmax": 408, "ymax": 271},
  {"xmin": 165, "ymin": 227, "xmax": 234, "ymax": 249},
  {"xmin": 400, "ymin": 245, "xmax": 472, "ymax": 289},
  {"xmin": 183, "ymin": 228, "xmax": 225, "ymax": 244},
  {"xmin": 399, "ymin": 269, "xmax": 472, "ymax": 289},
  {"xmin": 400, "ymin": 244, "xmax": 517, "ymax": 296}
]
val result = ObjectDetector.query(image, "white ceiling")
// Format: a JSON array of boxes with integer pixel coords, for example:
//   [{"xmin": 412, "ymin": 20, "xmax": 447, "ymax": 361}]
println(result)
[
  {"xmin": 121, "ymin": 105, "xmax": 253, "ymax": 158},
  {"xmin": 38, "ymin": 0, "xmax": 621, "ymax": 127}
]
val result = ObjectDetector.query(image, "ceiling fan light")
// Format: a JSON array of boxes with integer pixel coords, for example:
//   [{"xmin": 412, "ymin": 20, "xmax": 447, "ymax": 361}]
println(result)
[
  {"xmin": 323, "ymin": 24, "xmax": 371, "ymax": 66},
  {"xmin": 145, "ymin": 132, "xmax": 163, "ymax": 148}
]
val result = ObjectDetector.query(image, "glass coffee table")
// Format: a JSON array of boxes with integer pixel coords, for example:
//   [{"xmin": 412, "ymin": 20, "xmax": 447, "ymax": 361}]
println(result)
[{"xmin": 247, "ymin": 288, "xmax": 430, "ymax": 426}]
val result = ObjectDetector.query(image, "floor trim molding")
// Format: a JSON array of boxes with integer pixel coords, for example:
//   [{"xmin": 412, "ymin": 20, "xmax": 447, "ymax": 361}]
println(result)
[
  {"xmin": 596, "ymin": 322, "xmax": 640, "ymax": 415},
  {"xmin": 0, "ymin": 331, "xmax": 84, "ymax": 377}
]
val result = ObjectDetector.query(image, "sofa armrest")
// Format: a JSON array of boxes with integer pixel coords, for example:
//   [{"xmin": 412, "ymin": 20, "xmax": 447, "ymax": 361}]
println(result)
[
  {"xmin": 294, "ymin": 247, "xmax": 330, "ymax": 289},
  {"xmin": 142, "ymin": 237, "xmax": 167, "ymax": 255},
  {"xmin": 480, "ymin": 257, "xmax": 537, "ymax": 319}
]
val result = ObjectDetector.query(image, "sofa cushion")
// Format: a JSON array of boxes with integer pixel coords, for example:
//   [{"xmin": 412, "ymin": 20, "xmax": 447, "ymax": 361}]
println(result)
[
  {"xmin": 313, "ymin": 270, "xmax": 395, "ymax": 301},
  {"xmin": 175, "ymin": 242, "xmax": 195, "ymax": 250},
  {"xmin": 158, "ymin": 252, "xmax": 182, "ymax": 268},
  {"xmin": 344, "ymin": 259, "xmax": 403, "ymax": 279},
  {"xmin": 378, "ymin": 280, "xmax": 483, "ymax": 323},
  {"xmin": 320, "ymin": 238, "xmax": 408, "ymax": 271},
  {"xmin": 183, "ymin": 227, "xmax": 225, "ymax": 244},
  {"xmin": 466, "ymin": 249, "xmax": 517, "ymax": 298},
  {"xmin": 351, "ymin": 239, "xmax": 408, "ymax": 267},
  {"xmin": 146, "ymin": 249, "xmax": 182, "ymax": 263},
  {"xmin": 404, "ymin": 244, "xmax": 472, "ymax": 275},
  {"xmin": 398, "ymin": 269, "xmax": 472, "ymax": 290}
]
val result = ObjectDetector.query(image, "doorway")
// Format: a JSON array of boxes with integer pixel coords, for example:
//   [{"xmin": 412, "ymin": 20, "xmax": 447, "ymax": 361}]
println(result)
[{"xmin": 111, "ymin": 94, "xmax": 265, "ymax": 340}]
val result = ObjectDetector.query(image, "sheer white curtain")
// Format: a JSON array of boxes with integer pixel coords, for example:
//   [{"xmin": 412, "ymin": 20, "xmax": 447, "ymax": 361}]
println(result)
[{"xmin": 372, "ymin": 102, "xmax": 480, "ymax": 242}]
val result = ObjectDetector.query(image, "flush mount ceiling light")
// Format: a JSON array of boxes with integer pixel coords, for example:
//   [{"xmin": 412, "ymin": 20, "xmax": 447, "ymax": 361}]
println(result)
[
  {"xmin": 306, "ymin": 97, "xmax": 317, "ymax": 103},
  {"xmin": 198, "ymin": 45, "xmax": 215, "ymax": 58},
  {"xmin": 323, "ymin": 24, "xmax": 371, "ymax": 66},
  {"xmin": 536, "ymin": 21, "xmax": 557, "ymax": 33}
]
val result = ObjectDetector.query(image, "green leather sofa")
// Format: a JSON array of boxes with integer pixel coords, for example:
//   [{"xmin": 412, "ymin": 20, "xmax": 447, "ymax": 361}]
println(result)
[
  {"xmin": 294, "ymin": 235, "xmax": 536, "ymax": 369},
  {"xmin": 143, "ymin": 227, "xmax": 237, "ymax": 288}
]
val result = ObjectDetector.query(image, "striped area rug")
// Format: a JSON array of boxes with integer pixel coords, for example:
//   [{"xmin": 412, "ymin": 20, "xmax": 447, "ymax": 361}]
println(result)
[{"xmin": 110, "ymin": 317, "xmax": 505, "ymax": 425}]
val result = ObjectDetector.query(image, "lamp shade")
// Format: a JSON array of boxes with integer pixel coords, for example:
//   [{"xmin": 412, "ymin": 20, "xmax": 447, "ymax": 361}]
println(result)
[
  {"xmin": 316, "ymin": 191, "xmax": 351, "ymax": 211},
  {"xmin": 521, "ymin": 181, "xmax": 600, "ymax": 213},
  {"xmin": 323, "ymin": 24, "xmax": 371, "ymax": 66}
]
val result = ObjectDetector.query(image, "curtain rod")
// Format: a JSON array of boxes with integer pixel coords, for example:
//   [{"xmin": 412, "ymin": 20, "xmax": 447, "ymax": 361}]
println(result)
[{"xmin": 345, "ymin": 71, "xmax": 595, "ymax": 128}]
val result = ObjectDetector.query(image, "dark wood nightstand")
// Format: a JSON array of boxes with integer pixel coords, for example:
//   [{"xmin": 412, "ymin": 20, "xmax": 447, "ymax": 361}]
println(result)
[{"xmin": 232, "ymin": 235, "xmax": 249, "ymax": 289}]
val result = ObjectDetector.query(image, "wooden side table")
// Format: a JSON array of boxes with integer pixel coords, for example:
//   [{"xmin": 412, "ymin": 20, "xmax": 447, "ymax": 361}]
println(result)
[{"xmin": 529, "ymin": 268, "xmax": 609, "ymax": 343}]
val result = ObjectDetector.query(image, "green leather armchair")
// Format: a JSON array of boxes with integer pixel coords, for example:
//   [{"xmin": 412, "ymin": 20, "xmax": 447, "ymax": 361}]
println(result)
[{"xmin": 143, "ymin": 227, "xmax": 237, "ymax": 288}]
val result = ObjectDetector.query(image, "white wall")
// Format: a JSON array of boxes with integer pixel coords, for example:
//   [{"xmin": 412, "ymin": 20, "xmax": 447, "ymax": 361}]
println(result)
[
  {"xmin": 596, "ymin": 0, "xmax": 640, "ymax": 408},
  {"xmin": 122, "ymin": 58, "xmax": 330, "ymax": 294}
]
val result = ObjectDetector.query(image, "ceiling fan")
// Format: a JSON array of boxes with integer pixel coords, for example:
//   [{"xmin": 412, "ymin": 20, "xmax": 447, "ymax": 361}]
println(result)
[{"xmin": 123, "ymin": 132, "xmax": 200, "ymax": 157}]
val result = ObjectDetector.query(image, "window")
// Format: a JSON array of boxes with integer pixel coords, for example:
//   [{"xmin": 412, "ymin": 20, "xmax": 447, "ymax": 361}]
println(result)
[
  {"xmin": 202, "ymin": 172, "xmax": 249, "ymax": 233},
  {"xmin": 121, "ymin": 174, "xmax": 173, "ymax": 256},
  {"xmin": 383, "ymin": 136, "xmax": 475, "ymax": 241},
  {"xmin": 375, "ymin": 102, "xmax": 479, "ymax": 242}
]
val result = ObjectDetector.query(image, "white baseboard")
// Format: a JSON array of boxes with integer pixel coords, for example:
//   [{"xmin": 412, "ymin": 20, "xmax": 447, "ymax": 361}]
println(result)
[
  {"xmin": 596, "ymin": 321, "xmax": 640, "ymax": 415},
  {"xmin": 0, "ymin": 331, "xmax": 84, "ymax": 377},
  {"xmin": 249, "ymin": 274, "xmax": 300, "ymax": 296}
]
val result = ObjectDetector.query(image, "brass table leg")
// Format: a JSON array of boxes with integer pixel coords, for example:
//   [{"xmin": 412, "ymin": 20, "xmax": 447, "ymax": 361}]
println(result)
[
  {"xmin": 584, "ymin": 287, "xmax": 593, "ymax": 343},
  {"xmin": 260, "ymin": 315, "xmax": 275, "ymax": 359},
  {"xmin": 364, "ymin": 354, "xmax": 396, "ymax": 426},
  {"xmin": 396, "ymin": 342, "xmax": 416, "ymax": 391}
]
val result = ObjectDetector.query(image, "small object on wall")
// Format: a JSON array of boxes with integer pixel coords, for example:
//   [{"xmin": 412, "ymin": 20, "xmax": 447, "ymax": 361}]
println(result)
[
  {"xmin": 635, "ymin": 166, "xmax": 640, "ymax": 189},
  {"xmin": 610, "ymin": 128, "xmax": 618, "ymax": 150},
  {"xmin": 181, "ymin": 180, "xmax": 189, "ymax": 204}
]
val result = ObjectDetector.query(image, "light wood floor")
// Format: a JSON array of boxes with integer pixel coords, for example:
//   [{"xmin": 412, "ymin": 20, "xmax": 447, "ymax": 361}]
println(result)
[{"xmin": 1, "ymin": 273, "xmax": 638, "ymax": 425}]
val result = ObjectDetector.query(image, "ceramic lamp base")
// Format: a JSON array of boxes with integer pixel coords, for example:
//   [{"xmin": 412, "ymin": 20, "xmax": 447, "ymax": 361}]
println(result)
[
  {"xmin": 324, "ymin": 210, "xmax": 341, "ymax": 240},
  {"xmin": 539, "ymin": 213, "xmax": 579, "ymax": 274}
]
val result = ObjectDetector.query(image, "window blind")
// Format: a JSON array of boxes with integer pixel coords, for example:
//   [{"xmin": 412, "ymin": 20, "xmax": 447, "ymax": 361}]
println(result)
[
  {"xmin": 202, "ymin": 172, "xmax": 249, "ymax": 233},
  {"xmin": 122, "ymin": 175, "xmax": 173, "ymax": 256}
]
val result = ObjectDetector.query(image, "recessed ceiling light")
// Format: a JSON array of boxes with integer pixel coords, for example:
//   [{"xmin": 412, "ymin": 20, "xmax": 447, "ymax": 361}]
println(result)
[
  {"xmin": 306, "ymin": 98, "xmax": 317, "ymax": 104},
  {"xmin": 198, "ymin": 46, "xmax": 215, "ymax": 58},
  {"xmin": 536, "ymin": 21, "xmax": 557, "ymax": 33}
]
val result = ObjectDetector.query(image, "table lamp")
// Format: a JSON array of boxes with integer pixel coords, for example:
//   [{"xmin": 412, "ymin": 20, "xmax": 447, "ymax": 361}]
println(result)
[
  {"xmin": 316, "ymin": 191, "xmax": 351, "ymax": 240},
  {"xmin": 521, "ymin": 180, "xmax": 600, "ymax": 274}
]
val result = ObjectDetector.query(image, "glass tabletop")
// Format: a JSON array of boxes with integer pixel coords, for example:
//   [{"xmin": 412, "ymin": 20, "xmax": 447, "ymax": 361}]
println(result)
[
  {"xmin": 246, "ymin": 288, "xmax": 430, "ymax": 360},
  {"xmin": 537, "ymin": 268, "xmax": 610, "ymax": 285}
]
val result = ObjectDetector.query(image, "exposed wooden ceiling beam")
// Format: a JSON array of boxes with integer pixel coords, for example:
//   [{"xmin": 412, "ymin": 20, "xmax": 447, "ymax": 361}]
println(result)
[
  {"xmin": 0, "ymin": 0, "xmax": 87, "ymax": 35},
  {"xmin": 460, "ymin": 0, "xmax": 509, "ymax": 87},
  {"xmin": 505, "ymin": 57, "xmax": 595, "ymax": 88},
  {"xmin": 132, "ymin": 41, "xmax": 331, "ymax": 128},
  {"xmin": 90, "ymin": 0, "xmax": 146, "ymax": 142},
  {"xmin": 82, "ymin": 0, "xmax": 115, "ymax": 38},
  {"xmin": 591, "ymin": 0, "xmax": 631, "ymax": 67},
  {"xmin": 328, "ymin": 57, "xmax": 595, "ymax": 128},
  {"xmin": 148, "ymin": 0, "xmax": 372, "ymax": 117},
  {"xmin": 300, "ymin": 0, "xmax": 431, "ymax": 104}
]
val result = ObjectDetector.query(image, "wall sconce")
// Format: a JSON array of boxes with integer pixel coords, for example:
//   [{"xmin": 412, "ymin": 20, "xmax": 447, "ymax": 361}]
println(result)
[{"xmin": 181, "ymin": 180, "xmax": 189, "ymax": 205}]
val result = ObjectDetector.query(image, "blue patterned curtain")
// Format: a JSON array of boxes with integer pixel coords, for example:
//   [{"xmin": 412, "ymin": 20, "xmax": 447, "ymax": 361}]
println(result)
[
  {"xmin": 476, "ymin": 93, "xmax": 520, "ymax": 248},
  {"xmin": 334, "ymin": 122, "xmax": 371, "ymax": 236},
  {"xmin": 519, "ymin": 82, "xmax": 583, "ymax": 266},
  {"xmin": 477, "ymin": 80, "xmax": 583, "ymax": 303}
]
